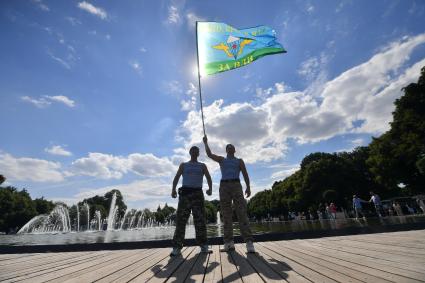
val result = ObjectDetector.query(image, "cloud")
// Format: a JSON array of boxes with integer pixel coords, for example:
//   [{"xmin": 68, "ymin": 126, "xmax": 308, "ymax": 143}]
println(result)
[
  {"xmin": 47, "ymin": 50, "xmax": 71, "ymax": 69},
  {"xmin": 129, "ymin": 60, "xmax": 142, "ymax": 75},
  {"xmin": 167, "ymin": 5, "xmax": 180, "ymax": 24},
  {"xmin": 77, "ymin": 1, "xmax": 107, "ymax": 20},
  {"xmin": 45, "ymin": 145, "xmax": 72, "ymax": 156},
  {"xmin": 270, "ymin": 164, "xmax": 300, "ymax": 180},
  {"xmin": 180, "ymin": 83, "xmax": 198, "ymax": 111},
  {"xmin": 0, "ymin": 152, "xmax": 64, "ymax": 182},
  {"xmin": 47, "ymin": 95, "xmax": 75, "ymax": 107},
  {"xmin": 32, "ymin": 0, "xmax": 50, "ymax": 11},
  {"xmin": 162, "ymin": 80, "xmax": 183, "ymax": 96},
  {"xmin": 139, "ymin": 47, "xmax": 147, "ymax": 53},
  {"xmin": 186, "ymin": 12, "xmax": 204, "ymax": 29},
  {"xmin": 176, "ymin": 33, "xmax": 425, "ymax": 164},
  {"xmin": 21, "ymin": 96, "xmax": 51, "ymax": 108},
  {"xmin": 69, "ymin": 152, "xmax": 176, "ymax": 180},
  {"xmin": 21, "ymin": 95, "xmax": 75, "ymax": 108},
  {"xmin": 66, "ymin": 17, "xmax": 82, "ymax": 26}
]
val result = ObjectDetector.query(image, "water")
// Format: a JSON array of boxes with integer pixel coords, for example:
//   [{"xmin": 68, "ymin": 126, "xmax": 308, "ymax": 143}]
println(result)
[{"xmin": 2, "ymin": 215, "xmax": 424, "ymax": 246}]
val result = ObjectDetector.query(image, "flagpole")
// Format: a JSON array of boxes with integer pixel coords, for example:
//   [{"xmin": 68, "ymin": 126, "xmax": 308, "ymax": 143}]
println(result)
[{"xmin": 195, "ymin": 21, "xmax": 206, "ymax": 137}]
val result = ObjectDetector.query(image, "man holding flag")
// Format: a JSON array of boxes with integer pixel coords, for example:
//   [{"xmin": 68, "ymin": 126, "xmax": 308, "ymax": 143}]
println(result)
[{"xmin": 194, "ymin": 22, "xmax": 285, "ymax": 253}]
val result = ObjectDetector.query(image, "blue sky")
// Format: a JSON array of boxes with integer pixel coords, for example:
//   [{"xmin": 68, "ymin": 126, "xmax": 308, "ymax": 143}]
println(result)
[{"xmin": 1, "ymin": 0, "xmax": 424, "ymax": 210}]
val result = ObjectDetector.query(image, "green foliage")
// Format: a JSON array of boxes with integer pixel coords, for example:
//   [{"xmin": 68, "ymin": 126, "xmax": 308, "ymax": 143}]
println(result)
[
  {"xmin": 417, "ymin": 155, "xmax": 425, "ymax": 174},
  {"xmin": 0, "ymin": 187, "xmax": 37, "ymax": 233},
  {"xmin": 367, "ymin": 66, "xmax": 425, "ymax": 194},
  {"xmin": 0, "ymin": 175, "xmax": 5, "ymax": 185},
  {"xmin": 204, "ymin": 200, "xmax": 217, "ymax": 223}
]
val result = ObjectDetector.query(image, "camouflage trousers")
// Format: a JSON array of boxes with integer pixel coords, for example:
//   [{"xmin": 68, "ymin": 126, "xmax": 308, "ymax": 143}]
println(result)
[
  {"xmin": 219, "ymin": 182, "xmax": 253, "ymax": 243},
  {"xmin": 172, "ymin": 189, "xmax": 207, "ymax": 248}
]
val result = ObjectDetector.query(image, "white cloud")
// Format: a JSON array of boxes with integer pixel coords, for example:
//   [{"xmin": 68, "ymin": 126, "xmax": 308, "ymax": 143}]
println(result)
[
  {"xmin": 46, "ymin": 95, "xmax": 75, "ymax": 107},
  {"xmin": 139, "ymin": 47, "xmax": 147, "ymax": 53},
  {"xmin": 32, "ymin": 0, "xmax": 50, "ymax": 11},
  {"xmin": 186, "ymin": 12, "xmax": 204, "ymax": 29},
  {"xmin": 0, "ymin": 152, "xmax": 64, "ymax": 182},
  {"xmin": 66, "ymin": 17, "xmax": 82, "ymax": 26},
  {"xmin": 270, "ymin": 165, "xmax": 300, "ymax": 180},
  {"xmin": 129, "ymin": 60, "xmax": 142, "ymax": 76},
  {"xmin": 176, "ymin": 33, "xmax": 425, "ymax": 163},
  {"xmin": 167, "ymin": 5, "xmax": 180, "ymax": 24},
  {"xmin": 47, "ymin": 50, "xmax": 71, "ymax": 69},
  {"xmin": 77, "ymin": 1, "xmax": 107, "ymax": 20},
  {"xmin": 162, "ymin": 80, "xmax": 183, "ymax": 96},
  {"xmin": 69, "ymin": 152, "xmax": 176, "ymax": 180},
  {"xmin": 45, "ymin": 145, "xmax": 73, "ymax": 156},
  {"xmin": 75, "ymin": 179, "xmax": 172, "ymax": 206},
  {"xmin": 21, "ymin": 96, "xmax": 51, "ymax": 108},
  {"xmin": 21, "ymin": 95, "xmax": 75, "ymax": 108},
  {"xmin": 105, "ymin": 34, "xmax": 111, "ymax": 40}
]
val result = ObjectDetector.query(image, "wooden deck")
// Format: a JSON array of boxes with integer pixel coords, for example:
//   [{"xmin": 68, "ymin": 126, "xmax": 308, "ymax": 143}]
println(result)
[{"xmin": 1, "ymin": 230, "xmax": 425, "ymax": 283}]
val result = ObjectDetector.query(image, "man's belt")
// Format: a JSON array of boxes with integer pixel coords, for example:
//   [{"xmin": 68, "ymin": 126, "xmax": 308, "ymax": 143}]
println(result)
[{"xmin": 220, "ymin": 179, "xmax": 240, "ymax": 183}]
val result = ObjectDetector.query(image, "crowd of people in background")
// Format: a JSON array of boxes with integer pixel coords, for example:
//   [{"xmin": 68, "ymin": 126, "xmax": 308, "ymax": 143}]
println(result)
[{"xmin": 255, "ymin": 192, "xmax": 425, "ymax": 222}]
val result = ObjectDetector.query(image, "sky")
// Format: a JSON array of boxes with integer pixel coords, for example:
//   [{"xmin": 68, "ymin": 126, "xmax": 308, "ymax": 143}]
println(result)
[{"xmin": 1, "ymin": 0, "xmax": 425, "ymax": 210}]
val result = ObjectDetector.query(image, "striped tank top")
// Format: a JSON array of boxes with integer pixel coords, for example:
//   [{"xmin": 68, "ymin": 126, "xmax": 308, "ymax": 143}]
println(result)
[{"xmin": 220, "ymin": 157, "xmax": 241, "ymax": 180}]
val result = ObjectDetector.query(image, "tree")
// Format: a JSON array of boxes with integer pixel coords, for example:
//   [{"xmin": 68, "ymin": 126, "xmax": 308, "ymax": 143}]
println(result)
[
  {"xmin": 368, "ymin": 67, "xmax": 425, "ymax": 194},
  {"xmin": 0, "ymin": 175, "xmax": 5, "ymax": 185},
  {"xmin": 0, "ymin": 187, "xmax": 37, "ymax": 233}
]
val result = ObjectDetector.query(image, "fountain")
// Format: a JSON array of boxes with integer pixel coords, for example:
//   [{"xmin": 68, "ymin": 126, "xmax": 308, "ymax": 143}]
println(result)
[
  {"xmin": 76, "ymin": 205, "xmax": 80, "ymax": 232},
  {"xmin": 95, "ymin": 210, "xmax": 101, "ymax": 231},
  {"xmin": 107, "ymin": 192, "xmax": 117, "ymax": 231},
  {"xmin": 84, "ymin": 202, "xmax": 90, "ymax": 231},
  {"xmin": 17, "ymin": 204, "xmax": 71, "ymax": 234}
]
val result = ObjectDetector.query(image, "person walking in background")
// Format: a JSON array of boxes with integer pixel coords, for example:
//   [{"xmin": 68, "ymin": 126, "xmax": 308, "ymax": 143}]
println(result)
[
  {"xmin": 170, "ymin": 146, "xmax": 213, "ymax": 256},
  {"xmin": 203, "ymin": 135, "xmax": 255, "ymax": 253},
  {"xmin": 353, "ymin": 195, "xmax": 366, "ymax": 219},
  {"xmin": 329, "ymin": 202, "xmax": 337, "ymax": 219},
  {"xmin": 369, "ymin": 191, "xmax": 383, "ymax": 217}
]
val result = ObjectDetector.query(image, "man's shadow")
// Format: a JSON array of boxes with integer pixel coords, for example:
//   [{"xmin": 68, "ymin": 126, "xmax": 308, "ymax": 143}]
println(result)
[
  {"xmin": 150, "ymin": 250, "xmax": 219, "ymax": 282},
  {"xmin": 222, "ymin": 249, "xmax": 290, "ymax": 282}
]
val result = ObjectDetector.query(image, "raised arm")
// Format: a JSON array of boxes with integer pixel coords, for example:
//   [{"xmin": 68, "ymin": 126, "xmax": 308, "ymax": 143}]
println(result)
[
  {"xmin": 240, "ymin": 159, "xmax": 251, "ymax": 198},
  {"xmin": 203, "ymin": 136, "xmax": 224, "ymax": 163},
  {"xmin": 171, "ymin": 163, "xmax": 184, "ymax": 198},
  {"xmin": 203, "ymin": 164, "xmax": 213, "ymax": 196}
]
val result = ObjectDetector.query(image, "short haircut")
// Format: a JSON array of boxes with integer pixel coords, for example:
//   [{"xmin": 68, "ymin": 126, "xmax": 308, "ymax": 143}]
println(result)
[
  {"xmin": 226, "ymin": 144, "xmax": 234, "ymax": 150},
  {"xmin": 189, "ymin": 146, "xmax": 199, "ymax": 153}
]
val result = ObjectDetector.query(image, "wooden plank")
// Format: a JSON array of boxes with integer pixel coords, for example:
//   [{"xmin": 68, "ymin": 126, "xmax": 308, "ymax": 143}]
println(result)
[
  {"xmin": 298, "ymin": 240, "xmax": 425, "ymax": 275},
  {"xmin": 346, "ymin": 236, "xmax": 425, "ymax": 250},
  {"xmin": 0, "ymin": 252, "xmax": 74, "ymax": 266},
  {"xmin": 0, "ymin": 251, "xmax": 110, "ymax": 281},
  {"xmin": 316, "ymin": 239, "xmax": 425, "ymax": 264},
  {"xmin": 0, "ymin": 251, "xmax": 90, "ymax": 273},
  {"xmin": 94, "ymin": 247, "xmax": 171, "ymax": 283},
  {"xmin": 308, "ymin": 240, "xmax": 425, "ymax": 271},
  {"xmin": 340, "ymin": 239, "xmax": 425, "ymax": 256},
  {"xmin": 0, "ymin": 253, "xmax": 43, "ymax": 263},
  {"xmin": 184, "ymin": 248, "xmax": 210, "ymax": 282},
  {"xmin": 165, "ymin": 247, "xmax": 204, "ymax": 283},
  {"xmin": 129, "ymin": 246, "xmax": 195, "ymax": 282},
  {"xmin": 10, "ymin": 250, "xmax": 130, "ymax": 283},
  {"xmin": 203, "ymin": 245, "xmax": 221, "ymax": 283},
  {"xmin": 252, "ymin": 244, "xmax": 311, "ymax": 283},
  {"xmin": 267, "ymin": 241, "xmax": 370, "ymax": 283},
  {"xmin": 60, "ymin": 249, "xmax": 157, "ymax": 283},
  {"xmin": 256, "ymin": 242, "xmax": 335, "ymax": 283},
  {"xmin": 294, "ymin": 239, "xmax": 425, "ymax": 282},
  {"xmin": 234, "ymin": 244, "xmax": 285, "ymax": 283},
  {"xmin": 219, "ymin": 246, "xmax": 243, "ymax": 283},
  {"xmin": 229, "ymin": 245, "xmax": 264, "ymax": 283}
]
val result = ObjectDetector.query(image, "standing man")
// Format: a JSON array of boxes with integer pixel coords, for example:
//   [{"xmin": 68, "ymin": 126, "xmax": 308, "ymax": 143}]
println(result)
[
  {"xmin": 203, "ymin": 136, "xmax": 255, "ymax": 253},
  {"xmin": 352, "ymin": 195, "xmax": 366, "ymax": 219},
  {"xmin": 369, "ymin": 191, "xmax": 383, "ymax": 217},
  {"xmin": 170, "ymin": 146, "xmax": 213, "ymax": 256}
]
